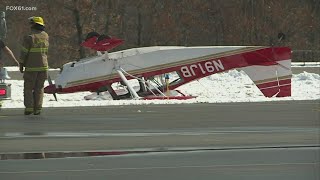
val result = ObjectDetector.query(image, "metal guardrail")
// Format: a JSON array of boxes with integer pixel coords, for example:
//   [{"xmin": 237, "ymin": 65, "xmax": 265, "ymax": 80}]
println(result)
[{"xmin": 291, "ymin": 62, "xmax": 320, "ymax": 67}]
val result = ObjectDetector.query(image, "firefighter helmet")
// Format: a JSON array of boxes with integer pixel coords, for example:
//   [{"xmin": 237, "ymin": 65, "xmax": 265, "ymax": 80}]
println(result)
[{"xmin": 28, "ymin": 16, "xmax": 45, "ymax": 26}]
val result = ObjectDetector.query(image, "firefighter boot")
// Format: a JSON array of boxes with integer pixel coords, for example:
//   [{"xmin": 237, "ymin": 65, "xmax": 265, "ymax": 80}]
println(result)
[
  {"xmin": 34, "ymin": 108, "xmax": 41, "ymax": 115},
  {"xmin": 24, "ymin": 108, "xmax": 33, "ymax": 115}
]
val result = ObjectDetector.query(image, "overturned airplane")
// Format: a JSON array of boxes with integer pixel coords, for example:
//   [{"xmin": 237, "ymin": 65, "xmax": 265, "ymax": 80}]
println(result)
[{"xmin": 45, "ymin": 32, "xmax": 292, "ymax": 100}]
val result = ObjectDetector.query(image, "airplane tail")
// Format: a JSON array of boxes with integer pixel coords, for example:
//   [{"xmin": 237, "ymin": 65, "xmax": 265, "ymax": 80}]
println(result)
[{"xmin": 240, "ymin": 48, "xmax": 292, "ymax": 97}]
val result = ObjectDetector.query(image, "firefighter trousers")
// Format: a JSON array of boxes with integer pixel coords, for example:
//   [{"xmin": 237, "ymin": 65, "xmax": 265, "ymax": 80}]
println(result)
[{"xmin": 23, "ymin": 71, "xmax": 47, "ymax": 112}]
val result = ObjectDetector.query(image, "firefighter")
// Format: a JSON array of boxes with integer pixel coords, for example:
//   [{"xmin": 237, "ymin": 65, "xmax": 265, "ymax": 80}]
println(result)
[{"xmin": 19, "ymin": 16, "xmax": 49, "ymax": 115}]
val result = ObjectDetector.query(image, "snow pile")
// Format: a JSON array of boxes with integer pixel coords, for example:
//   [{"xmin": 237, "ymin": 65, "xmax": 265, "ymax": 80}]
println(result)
[
  {"xmin": 292, "ymin": 72, "xmax": 320, "ymax": 99},
  {"xmin": 1, "ymin": 70, "xmax": 319, "ymax": 108}
]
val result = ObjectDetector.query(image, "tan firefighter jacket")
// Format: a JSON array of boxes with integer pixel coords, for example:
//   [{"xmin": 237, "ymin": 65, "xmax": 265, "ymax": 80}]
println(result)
[{"xmin": 20, "ymin": 29, "xmax": 49, "ymax": 71}]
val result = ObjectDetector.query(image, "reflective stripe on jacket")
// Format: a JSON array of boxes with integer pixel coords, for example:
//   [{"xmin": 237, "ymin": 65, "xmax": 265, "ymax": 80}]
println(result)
[{"xmin": 20, "ymin": 30, "xmax": 49, "ymax": 72}]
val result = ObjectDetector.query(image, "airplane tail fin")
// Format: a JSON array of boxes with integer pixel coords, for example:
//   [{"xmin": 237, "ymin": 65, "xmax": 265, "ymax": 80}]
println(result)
[{"xmin": 240, "ymin": 48, "xmax": 292, "ymax": 97}]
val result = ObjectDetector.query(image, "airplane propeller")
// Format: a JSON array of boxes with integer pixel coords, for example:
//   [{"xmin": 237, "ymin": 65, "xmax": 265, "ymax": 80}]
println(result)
[{"xmin": 48, "ymin": 75, "xmax": 58, "ymax": 101}]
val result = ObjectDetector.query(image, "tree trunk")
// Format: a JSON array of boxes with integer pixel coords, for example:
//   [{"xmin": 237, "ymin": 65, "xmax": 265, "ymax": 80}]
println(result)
[
  {"xmin": 73, "ymin": 0, "xmax": 85, "ymax": 59},
  {"xmin": 105, "ymin": 0, "xmax": 112, "ymax": 34},
  {"xmin": 137, "ymin": 7, "xmax": 142, "ymax": 46}
]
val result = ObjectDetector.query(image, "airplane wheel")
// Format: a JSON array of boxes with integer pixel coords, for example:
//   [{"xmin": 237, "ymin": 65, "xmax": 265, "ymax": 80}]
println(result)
[
  {"xmin": 85, "ymin": 31, "xmax": 100, "ymax": 41},
  {"xmin": 97, "ymin": 34, "xmax": 112, "ymax": 42}
]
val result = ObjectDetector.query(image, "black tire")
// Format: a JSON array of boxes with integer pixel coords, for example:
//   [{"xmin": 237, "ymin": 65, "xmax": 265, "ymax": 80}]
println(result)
[
  {"xmin": 85, "ymin": 32, "xmax": 100, "ymax": 41},
  {"xmin": 97, "ymin": 34, "xmax": 112, "ymax": 42}
]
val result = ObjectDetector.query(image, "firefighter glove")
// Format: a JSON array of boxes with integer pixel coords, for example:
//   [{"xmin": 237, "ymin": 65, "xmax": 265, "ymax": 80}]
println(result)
[{"xmin": 19, "ymin": 63, "xmax": 24, "ymax": 73}]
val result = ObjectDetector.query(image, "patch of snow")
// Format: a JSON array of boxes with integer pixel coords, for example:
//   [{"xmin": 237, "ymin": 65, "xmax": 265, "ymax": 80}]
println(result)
[{"xmin": 1, "ymin": 70, "xmax": 319, "ymax": 108}]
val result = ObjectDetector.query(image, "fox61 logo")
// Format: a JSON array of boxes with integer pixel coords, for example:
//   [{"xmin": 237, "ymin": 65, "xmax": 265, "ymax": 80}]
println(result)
[{"xmin": 6, "ymin": 6, "xmax": 37, "ymax": 11}]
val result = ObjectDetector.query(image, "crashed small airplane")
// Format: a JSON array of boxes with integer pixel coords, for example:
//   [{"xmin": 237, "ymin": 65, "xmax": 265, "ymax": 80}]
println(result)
[{"xmin": 44, "ymin": 32, "xmax": 292, "ymax": 100}]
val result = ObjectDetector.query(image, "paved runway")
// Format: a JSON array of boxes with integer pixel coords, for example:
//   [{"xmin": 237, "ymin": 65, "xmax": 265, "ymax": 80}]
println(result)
[
  {"xmin": 0, "ymin": 147, "xmax": 319, "ymax": 180},
  {"xmin": 0, "ymin": 101, "xmax": 319, "ymax": 153},
  {"xmin": 0, "ymin": 100, "xmax": 319, "ymax": 179}
]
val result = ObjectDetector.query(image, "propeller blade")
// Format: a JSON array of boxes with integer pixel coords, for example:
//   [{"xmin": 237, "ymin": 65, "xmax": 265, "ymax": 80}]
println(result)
[
  {"xmin": 48, "ymin": 75, "xmax": 58, "ymax": 101},
  {"xmin": 53, "ymin": 93, "xmax": 58, "ymax": 102}
]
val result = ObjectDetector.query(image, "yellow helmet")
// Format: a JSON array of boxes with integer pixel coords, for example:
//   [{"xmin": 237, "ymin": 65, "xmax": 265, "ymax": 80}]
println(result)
[{"xmin": 28, "ymin": 16, "xmax": 45, "ymax": 26}]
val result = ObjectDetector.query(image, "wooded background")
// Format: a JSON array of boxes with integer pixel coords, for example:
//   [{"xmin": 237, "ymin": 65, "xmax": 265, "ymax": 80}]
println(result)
[{"xmin": 0, "ymin": 0, "xmax": 319, "ymax": 68}]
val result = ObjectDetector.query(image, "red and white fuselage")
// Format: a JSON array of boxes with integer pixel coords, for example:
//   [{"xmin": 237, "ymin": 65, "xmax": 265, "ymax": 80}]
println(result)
[{"xmin": 45, "ymin": 46, "xmax": 291, "ymax": 98}]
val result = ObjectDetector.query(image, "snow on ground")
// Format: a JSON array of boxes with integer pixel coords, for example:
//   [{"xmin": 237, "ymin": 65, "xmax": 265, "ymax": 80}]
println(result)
[{"xmin": 1, "ymin": 70, "xmax": 319, "ymax": 108}]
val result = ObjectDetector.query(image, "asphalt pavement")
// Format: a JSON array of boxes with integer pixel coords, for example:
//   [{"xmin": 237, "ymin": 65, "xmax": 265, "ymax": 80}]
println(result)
[
  {"xmin": 0, "ymin": 147, "xmax": 319, "ymax": 180},
  {"xmin": 0, "ymin": 101, "xmax": 319, "ymax": 153},
  {"xmin": 0, "ymin": 100, "xmax": 319, "ymax": 179}
]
